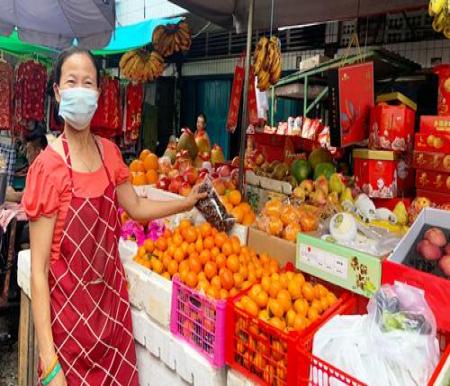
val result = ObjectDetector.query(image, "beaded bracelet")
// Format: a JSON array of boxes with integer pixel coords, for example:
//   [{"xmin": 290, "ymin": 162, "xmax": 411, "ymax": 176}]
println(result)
[
  {"xmin": 42, "ymin": 362, "xmax": 62, "ymax": 386},
  {"xmin": 41, "ymin": 355, "xmax": 58, "ymax": 380}
]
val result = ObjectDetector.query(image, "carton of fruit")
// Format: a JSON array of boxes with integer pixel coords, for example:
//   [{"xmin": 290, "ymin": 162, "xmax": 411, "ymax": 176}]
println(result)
[
  {"xmin": 413, "ymin": 151, "xmax": 450, "ymax": 173},
  {"xmin": 296, "ymin": 233, "xmax": 384, "ymax": 298},
  {"xmin": 415, "ymin": 132, "xmax": 450, "ymax": 153},
  {"xmin": 416, "ymin": 169, "xmax": 450, "ymax": 194},
  {"xmin": 420, "ymin": 115, "xmax": 450, "ymax": 134},
  {"xmin": 383, "ymin": 207, "xmax": 450, "ymax": 331}
]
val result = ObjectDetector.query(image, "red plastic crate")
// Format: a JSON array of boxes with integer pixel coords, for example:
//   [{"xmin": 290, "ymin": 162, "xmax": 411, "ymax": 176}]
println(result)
[
  {"xmin": 225, "ymin": 272, "xmax": 355, "ymax": 386},
  {"xmin": 170, "ymin": 276, "xmax": 227, "ymax": 367},
  {"xmin": 296, "ymin": 297, "xmax": 450, "ymax": 386}
]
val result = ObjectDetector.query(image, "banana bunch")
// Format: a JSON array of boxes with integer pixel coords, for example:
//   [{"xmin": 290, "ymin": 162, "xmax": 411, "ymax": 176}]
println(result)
[
  {"xmin": 153, "ymin": 21, "xmax": 192, "ymax": 58},
  {"xmin": 429, "ymin": 0, "xmax": 450, "ymax": 38},
  {"xmin": 253, "ymin": 36, "xmax": 282, "ymax": 91},
  {"xmin": 119, "ymin": 49, "xmax": 165, "ymax": 82}
]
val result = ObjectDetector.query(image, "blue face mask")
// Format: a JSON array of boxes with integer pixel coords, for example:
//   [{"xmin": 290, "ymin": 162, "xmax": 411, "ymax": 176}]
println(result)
[{"xmin": 58, "ymin": 87, "xmax": 99, "ymax": 131}]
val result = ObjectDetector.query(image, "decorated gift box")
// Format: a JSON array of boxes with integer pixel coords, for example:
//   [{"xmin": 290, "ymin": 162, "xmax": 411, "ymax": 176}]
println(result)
[
  {"xmin": 415, "ymin": 132, "xmax": 450, "ymax": 153},
  {"xmin": 353, "ymin": 149, "xmax": 414, "ymax": 198},
  {"xmin": 416, "ymin": 169, "xmax": 450, "ymax": 194},
  {"xmin": 369, "ymin": 92, "xmax": 416, "ymax": 152},
  {"xmin": 433, "ymin": 64, "xmax": 450, "ymax": 116},
  {"xmin": 416, "ymin": 189, "xmax": 450, "ymax": 206},
  {"xmin": 420, "ymin": 115, "xmax": 450, "ymax": 134},
  {"xmin": 413, "ymin": 151, "xmax": 450, "ymax": 173}
]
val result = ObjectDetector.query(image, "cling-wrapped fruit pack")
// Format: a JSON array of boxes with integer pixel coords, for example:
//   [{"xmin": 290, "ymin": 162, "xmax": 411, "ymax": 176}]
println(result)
[{"xmin": 196, "ymin": 178, "xmax": 235, "ymax": 232}]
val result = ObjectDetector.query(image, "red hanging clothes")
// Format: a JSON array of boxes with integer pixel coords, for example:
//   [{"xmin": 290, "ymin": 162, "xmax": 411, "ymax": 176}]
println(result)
[
  {"xmin": 0, "ymin": 61, "xmax": 14, "ymax": 130},
  {"xmin": 15, "ymin": 60, "xmax": 47, "ymax": 132},
  {"xmin": 91, "ymin": 76, "xmax": 122, "ymax": 138},
  {"xmin": 125, "ymin": 82, "xmax": 143, "ymax": 143}
]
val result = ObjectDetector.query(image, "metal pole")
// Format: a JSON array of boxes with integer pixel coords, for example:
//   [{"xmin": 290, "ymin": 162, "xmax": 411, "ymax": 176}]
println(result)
[{"xmin": 238, "ymin": 0, "xmax": 255, "ymax": 193}]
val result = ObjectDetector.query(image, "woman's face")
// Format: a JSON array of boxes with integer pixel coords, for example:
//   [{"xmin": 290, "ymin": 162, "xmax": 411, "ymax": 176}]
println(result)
[
  {"xmin": 54, "ymin": 53, "xmax": 98, "ymax": 102},
  {"xmin": 196, "ymin": 116, "xmax": 206, "ymax": 131}
]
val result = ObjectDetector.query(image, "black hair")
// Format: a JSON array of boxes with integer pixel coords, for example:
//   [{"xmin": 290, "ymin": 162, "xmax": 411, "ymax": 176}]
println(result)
[
  {"xmin": 197, "ymin": 113, "xmax": 207, "ymax": 124},
  {"xmin": 52, "ymin": 47, "xmax": 100, "ymax": 87},
  {"xmin": 25, "ymin": 132, "xmax": 48, "ymax": 150}
]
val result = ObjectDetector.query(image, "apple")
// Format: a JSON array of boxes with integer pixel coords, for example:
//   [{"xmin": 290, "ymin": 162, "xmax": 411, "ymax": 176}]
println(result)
[
  {"xmin": 156, "ymin": 175, "xmax": 170, "ymax": 191},
  {"xmin": 168, "ymin": 169, "xmax": 180, "ymax": 179},
  {"xmin": 225, "ymin": 179, "xmax": 236, "ymax": 191},
  {"xmin": 211, "ymin": 172, "xmax": 219, "ymax": 179},
  {"xmin": 212, "ymin": 178, "xmax": 226, "ymax": 195},
  {"xmin": 179, "ymin": 182, "xmax": 192, "ymax": 197},
  {"xmin": 218, "ymin": 165, "xmax": 232, "ymax": 178},
  {"xmin": 169, "ymin": 176, "xmax": 184, "ymax": 194},
  {"xmin": 184, "ymin": 166, "xmax": 199, "ymax": 185},
  {"xmin": 199, "ymin": 151, "xmax": 211, "ymax": 161}
]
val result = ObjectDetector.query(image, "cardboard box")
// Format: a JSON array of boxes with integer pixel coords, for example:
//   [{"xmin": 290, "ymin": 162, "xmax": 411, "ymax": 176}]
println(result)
[
  {"xmin": 415, "ymin": 132, "xmax": 450, "ymax": 153},
  {"xmin": 416, "ymin": 189, "xmax": 450, "ymax": 206},
  {"xmin": 416, "ymin": 169, "xmax": 450, "ymax": 194},
  {"xmin": 247, "ymin": 227, "xmax": 296, "ymax": 267},
  {"xmin": 369, "ymin": 94, "xmax": 416, "ymax": 152},
  {"xmin": 328, "ymin": 62, "xmax": 374, "ymax": 148},
  {"xmin": 413, "ymin": 151, "xmax": 450, "ymax": 173},
  {"xmin": 296, "ymin": 233, "xmax": 383, "ymax": 298},
  {"xmin": 420, "ymin": 115, "xmax": 450, "ymax": 134},
  {"xmin": 382, "ymin": 207, "xmax": 450, "ymax": 330}
]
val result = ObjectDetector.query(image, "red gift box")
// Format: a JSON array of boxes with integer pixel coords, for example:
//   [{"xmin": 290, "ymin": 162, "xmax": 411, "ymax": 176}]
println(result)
[
  {"xmin": 416, "ymin": 169, "xmax": 450, "ymax": 194},
  {"xmin": 369, "ymin": 93, "xmax": 416, "ymax": 152},
  {"xmin": 433, "ymin": 65, "xmax": 450, "ymax": 116},
  {"xmin": 420, "ymin": 115, "xmax": 450, "ymax": 134},
  {"xmin": 328, "ymin": 62, "xmax": 374, "ymax": 148},
  {"xmin": 415, "ymin": 132, "xmax": 450, "ymax": 153},
  {"xmin": 416, "ymin": 189, "xmax": 450, "ymax": 206},
  {"xmin": 413, "ymin": 151, "xmax": 450, "ymax": 173}
]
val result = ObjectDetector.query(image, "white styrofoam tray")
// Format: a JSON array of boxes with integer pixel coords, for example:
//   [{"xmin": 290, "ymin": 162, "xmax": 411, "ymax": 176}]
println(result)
[{"xmin": 131, "ymin": 307, "xmax": 227, "ymax": 386}]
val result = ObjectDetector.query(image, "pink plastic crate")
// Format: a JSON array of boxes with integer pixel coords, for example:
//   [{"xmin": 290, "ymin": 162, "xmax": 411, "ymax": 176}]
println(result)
[{"xmin": 170, "ymin": 276, "xmax": 227, "ymax": 367}]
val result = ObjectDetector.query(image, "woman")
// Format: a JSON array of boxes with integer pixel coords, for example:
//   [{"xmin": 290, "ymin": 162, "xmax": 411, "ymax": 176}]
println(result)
[
  {"xmin": 23, "ymin": 48, "xmax": 206, "ymax": 386},
  {"xmin": 196, "ymin": 112, "xmax": 207, "ymax": 132}
]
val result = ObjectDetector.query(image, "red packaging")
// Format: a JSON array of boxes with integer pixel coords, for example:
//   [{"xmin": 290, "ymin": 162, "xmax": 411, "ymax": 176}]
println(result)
[
  {"xmin": 416, "ymin": 189, "xmax": 450, "ymax": 206},
  {"xmin": 420, "ymin": 115, "xmax": 450, "ymax": 134},
  {"xmin": 397, "ymin": 151, "xmax": 415, "ymax": 195},
  {"xmin": 416, "ymin": 169, "xmax": 450, "ymax": 194},
  {"xmin": 369, "ymin": 103, "xmax": 415, "ymax": 151},
  {"xmin": 413, "ymin": 151, "xmax": 450, "ymax": 173},
  {"xmin": 433, "ymin": 64, "xmax": 450, "ymax": 115},
  {"xmin": 415, "ymin": 132, "xmax": 450, "ymax": 153},
  {"xmin": 328, "ymin": 62, "xmax": 374, "ymax": 148}
]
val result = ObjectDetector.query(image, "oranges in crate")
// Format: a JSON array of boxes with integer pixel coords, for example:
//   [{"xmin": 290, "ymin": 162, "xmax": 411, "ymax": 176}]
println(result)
[
  {"xmin": 133, "ymin": 220, "xmax": 280, "ymax": 300},
  {"xmin": 219, "ymin": 190, "xmax": 256, "ymax": 226}
]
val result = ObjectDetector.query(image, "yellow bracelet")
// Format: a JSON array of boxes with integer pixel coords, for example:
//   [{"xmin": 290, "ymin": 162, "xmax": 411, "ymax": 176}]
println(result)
[{"xmin": 41, "ymin": 355, "xmax": 58, "ymax": 380}]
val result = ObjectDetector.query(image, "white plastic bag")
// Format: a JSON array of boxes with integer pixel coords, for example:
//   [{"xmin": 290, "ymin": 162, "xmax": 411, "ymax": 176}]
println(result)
[{"xmin": 312, "ymin": 283, "xmax": 440, "ymax": 386}]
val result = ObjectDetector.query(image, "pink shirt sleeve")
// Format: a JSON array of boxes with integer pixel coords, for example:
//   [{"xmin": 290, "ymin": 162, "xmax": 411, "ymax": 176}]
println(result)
[{"xmin": 102, "ymin": 138, "xmax": 130, "ymax": 185}]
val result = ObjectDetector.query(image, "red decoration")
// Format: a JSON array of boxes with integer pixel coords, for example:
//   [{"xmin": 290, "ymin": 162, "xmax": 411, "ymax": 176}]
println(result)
[
  {"xmin": 91, "ymin": 76, "xmax": 121, "ymax": 138},
  {"xmin": 125, "ymin": 82, "xmax": 143, "ymax": 143},
  {"xmin": 0, "ymin": 61, "xmax": 13, "ymax": 130}
]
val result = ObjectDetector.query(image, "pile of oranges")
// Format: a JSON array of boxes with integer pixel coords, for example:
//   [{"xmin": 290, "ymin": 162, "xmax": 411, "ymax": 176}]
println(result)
[
  {"xmin": 256, "ymin": 198, "xmax": 319, "ymax": 241},
  {"xmin": 133, "ymin": 219, "xmax": 280, "ymax": 299},
  {"xmin": 129, "ymin": 149, "xmax": 159, "ymax": 186},
  {"xmin": 219, "ymin": 190, "xmax": 256, "ymax": 226},
  {"xmin": 236, "ymin": 271, "xmax": 338, "ymax": 332}
]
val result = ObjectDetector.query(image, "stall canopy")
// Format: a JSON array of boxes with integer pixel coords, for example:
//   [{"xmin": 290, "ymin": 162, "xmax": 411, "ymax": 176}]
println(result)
[
  {"xmin": 169, "ymin": 0, "xmax": 428, "ymax": 32},
  {"xmin": 0, "ymin": 0, "xmax": 115, "ymax": 49}
]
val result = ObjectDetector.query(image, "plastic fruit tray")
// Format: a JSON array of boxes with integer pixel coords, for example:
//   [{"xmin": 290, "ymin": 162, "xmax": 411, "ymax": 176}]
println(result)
[
  {"xmin": 225, "ymin": 271, "xmax": 355, "ymax": 386},
  {"xmin": 170, "ymin": 276, "xmax": 227, "ymax": 367},
  {"xmin": 295, "ymin": 297, "xmax": 450, "ymax": 386}
]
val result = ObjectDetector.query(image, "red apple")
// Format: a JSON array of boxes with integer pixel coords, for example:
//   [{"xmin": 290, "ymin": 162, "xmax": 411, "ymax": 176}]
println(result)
[
  {"xmin": 169, "ymin": 176, "xmax": 184, "ymax": 194},
  {"xmin": 156, "ymin": 175, "xmax": 170, "ymax": 191},
  {"xmin": 179, "ymin": 182, "xmax": 192, "ymax": 197},
  {"xmin": 212, "ymin": 178, "xmax": 226, "ymax": 195},
  {"xmin": 184, "ymin": 166, "xmax": 199, "ymax": 185},
  {"xmin": 211, "ymin": 172, "xmax": 219, "ymax": 179},
  {"xmin": 218, "ymin": 165, "xmax": 232, "ymax": 178},
  {"xmin": 199, "ymin": 151, "xmax": 211, "ymax": 161},
  {"xmin": 197, "ymin": 171, "xmax": 208, "ymax": 183},
  {"xmin": 168, "ymin": 169, "xmax": 180, "ymax": 179}
]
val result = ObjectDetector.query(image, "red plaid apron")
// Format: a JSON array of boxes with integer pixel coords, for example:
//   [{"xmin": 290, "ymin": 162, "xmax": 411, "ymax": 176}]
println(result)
[{"xmin": 46, "ymin": 135, "xmax": 138, "ymax": 385}]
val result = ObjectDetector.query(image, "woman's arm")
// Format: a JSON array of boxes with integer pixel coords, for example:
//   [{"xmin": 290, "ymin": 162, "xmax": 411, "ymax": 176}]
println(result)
[
  {"xmin": 30, "ymin": 216, "xmax": 66, "ymax": 385},
  {"xmin": 116, "ymin": 182, "xmax": 207, "ymax": 221}
]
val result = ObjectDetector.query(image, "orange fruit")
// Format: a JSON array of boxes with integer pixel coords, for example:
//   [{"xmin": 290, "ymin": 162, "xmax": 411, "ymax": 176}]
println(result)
[
  {"xmin": 307, "ymin": 307, "xmax": 320, "ymax": 323},
  {"xmin": 222, "ymin": 241, "xmax": 233, "ymax": 256},
  {"xmin": 173, "ymin": 249, "xmax": 185, "ymax": 263},
  {"xmin": 185, "ymin": 271, "xmax": 198, "ymax": 288},
  {"xmin": 277, "ymin": 290, "xmax": 292, "ymax": 312},
  {"xmin": 268, "ymin": 217, "xmax": 284, "ymax": 236},
  {"xmin": 189, "ymin": 257, "xmax": 202, "ymax": 274},
  {"xmin": 261, "ymin": 276, "xmax": 271, "ymax": 293},
  {"xmin": 302, "ymin": 282, "xmax": 315, "ymax": 302},
  {"xmin": 279, "ymin": 274, "xmax": 289, "ymax": 289},
  {"xmin": 244, "ymin": 299, "xmax": 259, "ymax": 317},
  {"xmin": 320, "ymin": 297, "xmax": 330, "ymax": 312},
  {"xmin": 268, "ymin": 299, "xmax": 285, "ymax": 318},
  {"xmin": 295, "ymin": 272, "xmax": 306, "ymax": 287},
  {"xmin": 155, "ymin": 237, "xmax": 168, "ymax": 252},
  {"xmin": 214, "ymin": 232, "xmax": 227, "ymax": 248},
  {"xmin": 255, "ymin": 291, "xmax": 269, "ymax": 308},
  {"xmin": 288, "ymin": 280, "xmax": 302, "ymax": 300},
  {"xmin": 179, "ymin": 260, "xmax": 189, "ymax": 273},
  {"xmin": 151, "ymin": 258, "xmax": 164, "ymax": 274},
  {"xmin": 231, "ymin": 206, "xmax": 244, "ymax": 223},
  {"xmin": 229, "ymin": 288, "xmax": 239, "ymax": 297},
  {"xmin": 220, "ymin": 268, "xmax": 234, "ymax": 290},
  {"xmin": 228, "ymin": 190, "xmax": 242, "ymax": 206},
  {"xmin": 211, "ymin": 275, "xmax": 222, "ymax": 290},
  {"xmin": 242, "ymin": 212, "xmax": 256, "ymax": 226},
  {"xmin": 162, "ymin": 272, "xmax": 171, "ymax": 280},
  {"xmin": 179, "ymin": 219, "xmax": 192, "ymax": 230},
  {"xmin": 286, "ymin": 309, "xmax": 297, "ymax": 328},
  {"xmin": 327, "ymin": 292, "xmax": 338, "ymax": 307},
  {"xmin": 143, "ymin": 239, "xmax": 154, "ymax": 253},
  {"xmin": 195, "ymin": 237, "xmax": 204, "ymax": 253},
  {"xmin": 162, "ymin": 256, "xmax": 171, "ymax": 269},
  {"xmin": 168, "ymin": 260, "xmax": 178, "ymax": 276},
  {"xmin": 199, "ymin": 249, "xmax": 211, "ymax": 265},
  {"xmin": 139, "ymin": 149, "xmax": 151, "ymax": 161},
  {"xmin": 197, "ymin": 279, "xmax": 209, "ymax": 292},
  {"xmin": 145, "ymin": 169, "xmax": 158, "ymax": 184},
  {"xmin": 137, "ymin": 246, "xmax": 146, "ymax": 259},
  {"xmin": 173, "ymin": 233, "xmax": 183, "ymax": 247},
  {"xmin": 259, "ymin": 309, "xmax": 270, "ymax": 321},
  {"xmin": 283, "ymin": 222, "xmax": 301, "ymax": 242},
  {"xmin": 210, "ymin": 246, "xmax": 220, "ymax": 259},
  {"xmin": 206, "ymin": 285, "xmax": 220, "ymax": 299},
  {"xmin": 230, "ymin": 236, "xmax": 242, "ymax": 254},
  {"xmin": 163, "ymin": 229, "xmax": 172, "ymax": 238},
  {"xmin": 239, "ymin": 264, "xmax": 249, "ymax": 280},
  {"xmin": 233, "ymin": 272, "xmax": 244, "ymax": 288},
  {"xmin": 219, "ymin": 289, "xmax": 229, "ymax": 300},
  {"xmin": 179, "ymin": 269, "xmax": 189, "ymax": 283},
  {"xmin": 311, "ymin": 299, "xmax": 323, "ymax": 314},
  {"xmin": 249, "ymin": 284, "xmax": 263, "ymax": 302},
  {"xmin": 166, "ymin": 244, "xmax": 176, "ymax": 257},
  {"xmin": 314, "ymin": 284, "xmax": 329, "ymax": 299},
  {"xmin": 216, "ymin": 254, "xmax": 227, "ymax": 269},
  {"xmin": 264, "ymin": 199, "xmax": 283, "ymax": 217},
  {"xmin": 143, "ymin": 153, "xmax": 158, "ymax": 171},
  {"xmin": 130, "ymin": 160, "xmax": 145, "ymax": 173},
  {"xmin": 294, "ymin": 298, "xmax": 308, "ymax": 317},
  {"xmin": 238, "ymin": 202, "xmax": 252, "ymax": 214},
  {"xmin": 224, "ymin": 202, "xmax": 233, "ymax": 213},
  {"xmin": 269, "ymin": 280, "xmax": 282, "ymax": 299},
  {"xmin": 226, "ymin": 254, "xmax": 240, "ymax": 273},
  {"xmin": 187, "ymin": 243, "xmax": 196, "ymax": 255},
  {"xmin": 132, "ymin": 172, "xmax": 147, "ymax": 186},
  {"xmin": 184, "ymin": 227, "xmax": 197, "ymax": 243},
  {"xmin": 294, "ymin": 314, "xmax": 308, "ymax": 330},
  {"xmin": 200, "ymin": 222, "xmax": 212, "ymax": 238},
  {"xmin": 280, "ymin": 205, "xmax": 300, "ymax": 226},
  {"xmin": 269, "ymin": 317, "xmax": 286, "ymax": 331},
  {"xmin": 204, "ymin": 261, "xmax": 218, "ymax": 280},
  {"xmin": 203, "ymin": 236, "xmax": 215, "ymax": 250}
]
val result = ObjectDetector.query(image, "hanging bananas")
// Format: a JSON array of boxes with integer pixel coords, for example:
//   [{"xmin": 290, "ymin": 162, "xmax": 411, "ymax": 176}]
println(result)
[
  {"xmin": 253, "ymin": 36, "xmax": 282, "ymax": 91},
  {"xmin": 153, "ymin": 21, "xmax": 192, "ymax": 58},
  {"xmin": 119, "ymin": 49, "xmax": 165, "ymax": 82},
  {"xmin": 429, "ymin": 0, "xmax": 450, "ymax": 38}
]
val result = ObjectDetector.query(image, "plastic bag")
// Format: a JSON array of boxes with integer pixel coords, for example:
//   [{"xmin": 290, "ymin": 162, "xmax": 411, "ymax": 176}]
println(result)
[
  {"xmin": 312, "ymin": 283, "xmax": 440, "ymax": 386},
  {"xmin": 196, "ymin": 178, "xmax": 235, "ymax": 233}
]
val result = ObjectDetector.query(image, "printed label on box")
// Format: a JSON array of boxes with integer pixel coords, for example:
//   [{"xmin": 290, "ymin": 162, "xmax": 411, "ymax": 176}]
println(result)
[{"xmin": 298, "ymin": 244, "xmax": 348, "ymax": 279}]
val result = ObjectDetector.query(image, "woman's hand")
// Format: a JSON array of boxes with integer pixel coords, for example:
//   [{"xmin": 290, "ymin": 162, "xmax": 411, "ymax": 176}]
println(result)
[{"xmin": 183, "ymin": 183, "xmax": 208, "ymax": 211}]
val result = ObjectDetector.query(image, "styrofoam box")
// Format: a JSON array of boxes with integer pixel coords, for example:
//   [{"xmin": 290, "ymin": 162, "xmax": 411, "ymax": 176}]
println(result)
[
  {"xmin": 131, "ymin": 307, "xmax": 227, "ymax": 386},
  {"xmin": 124, "ymin": 260, "xmax": 172, "ymax": 328},
  {"xmin": 226, "ymin": 369, "xmax": 257, "ymax": 386},
  {"xmin": 17, "ymin": 249, "xmax": 31, "ymax": 298}
]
